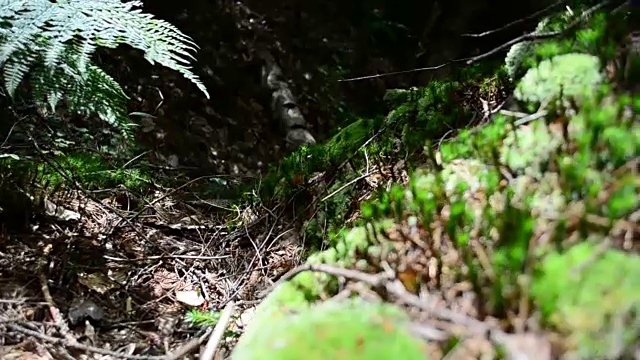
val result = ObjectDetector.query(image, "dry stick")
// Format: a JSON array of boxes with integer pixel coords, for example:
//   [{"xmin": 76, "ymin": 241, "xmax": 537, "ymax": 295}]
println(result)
[
  {"xmin": 461, "ymin": 0, "xmax": 566, "ymax": 37},
  {"xmin": 200, "ymin": 301, "xmax": 236, "ymax": 360},
  {"xmin": 0, "ymin": 118, "xmax": 23, "ymax": 148},
  {"xmin": 339, "ymin": 0, "xmax": 611, "ymax": 82},
  {"xmin": 6, "ymin": 323, "xmax": 166, "ymax": 360},
  {"xmin": 103, "ymin": 254, "xmax": 232, "ymax": 262},
  {"xmin": 264, "ymin": 263, "xmax": 502, "ymax": 337},
  {"xmin": 338, "ymin": 57, "xmax": 474, "ymax": 82},
  {"xmin": 122, "ymin": 150, "xmax": 151, "ymax": 169},
  {"xmin": 164, "ymin": 327, "xmax": 214, "ymax": 360},
  {"xmin": 38, "ymin": 273, "xmax": 70, "ymax": 338},
  {"xmin": 263, "ymin": 263, "xmax": 389, "ymax": 298},
  {"xmin": 466, "ymin": 0, "xmax": 612, "ymax": 64},
  {"xmin": 37, "ymin": 246, "xmax": 79, "ymax": 346},
  {"xmin": 320, "ymin": 170, "xmax": 376, "ymax": 202}
]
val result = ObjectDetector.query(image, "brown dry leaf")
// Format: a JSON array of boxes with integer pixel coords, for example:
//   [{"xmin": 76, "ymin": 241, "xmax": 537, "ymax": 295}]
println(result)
[
  {"xmin": 398, "ymin": 268, "xmax": 419, "ymax": 294},
  {"xmin": 77, "ymin": 272, "xmax": 118, "ymax": 294}
]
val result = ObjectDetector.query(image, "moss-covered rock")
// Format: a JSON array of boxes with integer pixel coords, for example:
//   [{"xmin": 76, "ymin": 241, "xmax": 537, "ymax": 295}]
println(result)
[{"xmin": 232, "ymin": 299, "xmax": 427, "ymax": 360}]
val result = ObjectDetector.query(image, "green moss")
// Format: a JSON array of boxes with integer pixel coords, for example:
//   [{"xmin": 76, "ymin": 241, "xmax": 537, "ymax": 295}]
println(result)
[
  {"xmin": 324, "ymin": 118, "xmax": 379, "ymax": 164},
  {"xmin": 515, "ymin": 53, "xmax": 603, "ymax": 109},
  {"xmin": 232, "ymin": 299, "xmax": 427, "ymax": 360},
  {"xmin": 500, "ymin": 121, "xmax": 564, "ymax": 178},
  {"xmin": 504, "ymin": 17, "xmax": 550, "ymax": 81},
  {"xmin": 1, "ymin": 153, "xmax": 151, "ymax": 192},
  {"xmin": 532, "ymin": 242, "xmax": 640, "ymax": 358},
  {"xmin": 0, "ymin": 152, "xmax": 153, "ymax": 202}
]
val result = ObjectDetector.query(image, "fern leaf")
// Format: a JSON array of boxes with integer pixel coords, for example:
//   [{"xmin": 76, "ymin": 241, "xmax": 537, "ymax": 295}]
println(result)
[{"xmin": 0, "ymin": 0, "xmax": 209, "ymax": 132}]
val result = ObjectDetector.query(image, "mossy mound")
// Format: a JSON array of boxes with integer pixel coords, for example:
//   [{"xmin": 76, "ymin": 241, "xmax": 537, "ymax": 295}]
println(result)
[
  {"xmin": 245, "ymin": 221, "xmax": 394, "ymax": 324},
  {"xmin": 515, "ymin": 53, "xmax": 603, "ymax": 108},
  {"xmin": 232, "ymin": 299, "xmax": 427, "ymax": 360},
  {"xmin": 532, "ymin": 242, "xmax": 640, "ymax": 358}
]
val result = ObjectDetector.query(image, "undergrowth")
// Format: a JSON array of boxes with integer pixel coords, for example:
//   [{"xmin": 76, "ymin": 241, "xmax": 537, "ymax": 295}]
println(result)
[{"xmin": 233, "ymin": 3, "xmax": 639, "ymax": 358}]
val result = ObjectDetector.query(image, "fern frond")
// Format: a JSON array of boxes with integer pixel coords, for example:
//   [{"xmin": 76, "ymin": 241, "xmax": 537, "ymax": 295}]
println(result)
[{"xmin": 0, "ymin": 0, "xmax": 209, "ymax": 131}]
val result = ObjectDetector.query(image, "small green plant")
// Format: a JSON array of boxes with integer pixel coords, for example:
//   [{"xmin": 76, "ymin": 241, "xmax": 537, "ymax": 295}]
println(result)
[
  {"xmin": 185, "ymin": 309, "xmax": 222, "ymax": 327},
  {"xmin": 0, "ymin": 152, "xmax": 153, "ymax": 194}
]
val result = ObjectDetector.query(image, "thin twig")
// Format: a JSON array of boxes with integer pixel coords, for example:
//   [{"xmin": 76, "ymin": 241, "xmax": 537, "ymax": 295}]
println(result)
[
  {"xmin": 514, "ymin": 110, "xmax": 549, "ymax": 126},
  {"xmin": 0, "ymin": 118, "xmax": 23, "ymax": 148},
  {"xmin": 338, "ymin": 57, "xmax": 473, "ymax": 82},
  {"xmin": 261, "ymin": 263, "xmax": 504, "ymax": 338},
  {"xmin": 466, "ymin": 0, "xmax": 612, "ymax": 64},
  {"xmin": 461, "ymin": 0, "xmax": 565, "ymax": 38},
  {"xmin": 103, "ymin": 254, "xmax": 232, "ymax": 262},
  {"xmin": 200, "ymin": 301, "xmax": 236, "ymax": 360},
  {"xmin": 164, "ymin": 327, "xmax": 213, "ymax": 360},
  {"xmin": 261, "ymin": 263, "xmax": 390, "ymax": 298},
  {"xmin": 321, "ymin": 170, "xmax": 376, "ymax": 202},
  {"xmin": 6, "ymin": 323, "xmax": 165, "ymax": 360}
]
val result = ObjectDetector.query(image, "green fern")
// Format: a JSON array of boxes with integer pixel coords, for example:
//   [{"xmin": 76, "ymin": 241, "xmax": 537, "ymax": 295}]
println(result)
[{"xmin": 0, "ymin": 0, "xmax": 209, "ymax": 129}]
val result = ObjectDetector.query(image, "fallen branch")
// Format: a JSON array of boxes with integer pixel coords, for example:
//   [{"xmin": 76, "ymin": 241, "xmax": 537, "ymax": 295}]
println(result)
[
  {"xmin": 461, "ymin": 0, "xmax": 566, "ymax": 38},
  {"xmin": 466, "ymin": 0, "xmax": 612, "ymax": 64},
  {"xmin": 339, "ymin": 0, "xmax": 613, "ymax": 81}
]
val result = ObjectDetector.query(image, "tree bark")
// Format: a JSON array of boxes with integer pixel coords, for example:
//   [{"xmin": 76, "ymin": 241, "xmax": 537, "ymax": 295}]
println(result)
[{"xmin": 258, "ymin": 50, "xmax": 316, "ymax": 150}]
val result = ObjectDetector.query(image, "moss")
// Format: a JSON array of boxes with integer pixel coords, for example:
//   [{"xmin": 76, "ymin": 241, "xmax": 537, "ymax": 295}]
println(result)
[
  {"xmin": 232, "ymin": 299, "xmax": 427, "ymax": 360},
  {"xmin": 504, "ymin": 17, "xmax": 550, "ymax": 81},
  {"xmin": 514, "ymin": 53, "xmax": 603, "ymax": 108},
  {"xmin": 0, "ymin": 152, "xmax": 152, "ymax": 192},
  {"xmin": 499, "ymin": 121, "xmax": 564, "ymax": 179},
  {"xmin": 532, "ymin": 242, "xmax": 640, "ymax": 358},
  {"xmin": 324, "ymin": 118, "xmax": 379, "ymax": 165}
]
